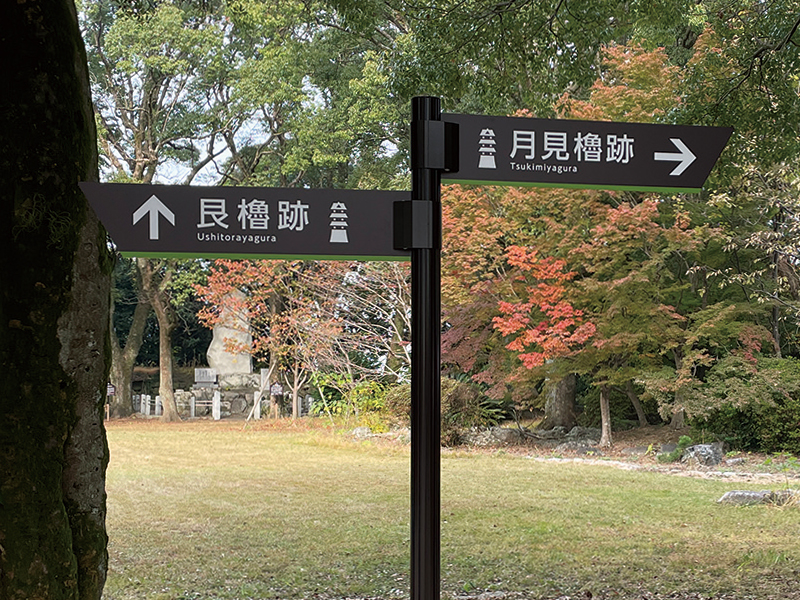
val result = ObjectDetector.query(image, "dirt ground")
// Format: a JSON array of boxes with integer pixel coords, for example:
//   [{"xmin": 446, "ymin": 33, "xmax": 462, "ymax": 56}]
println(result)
[{"xmin": 453, "ymin": 424, "xmax": 800, "ymax": 485}]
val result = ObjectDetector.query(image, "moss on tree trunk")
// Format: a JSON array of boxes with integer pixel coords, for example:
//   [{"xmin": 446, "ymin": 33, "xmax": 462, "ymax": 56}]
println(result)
[{"xmin": 0, "ymin": 1, "xmax": 111, "ymax": 599}]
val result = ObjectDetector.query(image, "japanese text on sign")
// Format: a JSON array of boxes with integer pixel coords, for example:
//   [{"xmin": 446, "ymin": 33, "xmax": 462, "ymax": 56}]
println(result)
[
  {"xmin": 197, "ymin": 198, "xmax": 310, "ymax": 232},
  {"xmin": 508, "ymin": 130, "xmax": 635, "ymax": 164}
]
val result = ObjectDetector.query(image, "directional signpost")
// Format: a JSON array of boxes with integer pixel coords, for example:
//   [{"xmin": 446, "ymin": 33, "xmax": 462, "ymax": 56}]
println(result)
[
  {"xmin": 82, "ymin": 98, "xmax": 731, "ymax": 600},
  {"xmin": 80, "ymin": 182, "xmax": 409, "ymax": 261},
  {"xmin": 441, "ymin": 112, "xmax": 732, "ymax": 193},
  {"xmin": 405, "ymin": 101, "xmax": 731, "ymax": 600}
]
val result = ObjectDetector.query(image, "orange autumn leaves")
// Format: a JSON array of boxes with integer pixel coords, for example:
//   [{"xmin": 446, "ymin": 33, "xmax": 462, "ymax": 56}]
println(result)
[
  {"xmin": 494, "ymin": 246, "xmax": 595, "ymax": 369},
  {"xmin": 441, "ymin": 42, "xmax": 700, "ymax": 380},
  {"xmin": 441, "ymin": 185, "xmax": 699, "ymax": 378}
]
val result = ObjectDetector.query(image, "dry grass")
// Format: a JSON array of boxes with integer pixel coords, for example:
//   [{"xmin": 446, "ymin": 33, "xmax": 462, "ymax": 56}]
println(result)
[{"xmin": 103, "ymin": 419, "xmax": 800, "ymax": 599}]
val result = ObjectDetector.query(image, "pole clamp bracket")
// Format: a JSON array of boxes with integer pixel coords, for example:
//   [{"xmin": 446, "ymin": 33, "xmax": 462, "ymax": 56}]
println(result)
[
  {"xmin": 411, "ymin": 121, "xmax": 459, "ymax": 172},
  {"xmin": 393, "ymin": 200, "xmax": 434, "ymax": 250}
]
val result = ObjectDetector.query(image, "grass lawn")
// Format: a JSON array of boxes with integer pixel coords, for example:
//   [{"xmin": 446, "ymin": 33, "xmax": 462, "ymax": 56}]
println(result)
[{"xmin": 103, "ymin": 419, "xmax": 800, "ymax": 599}]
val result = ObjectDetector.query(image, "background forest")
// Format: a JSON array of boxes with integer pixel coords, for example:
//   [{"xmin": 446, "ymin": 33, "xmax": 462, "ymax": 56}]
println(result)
[{"xmin": 81, "ymin": 0, "xmax": 800, "ymax": 452}]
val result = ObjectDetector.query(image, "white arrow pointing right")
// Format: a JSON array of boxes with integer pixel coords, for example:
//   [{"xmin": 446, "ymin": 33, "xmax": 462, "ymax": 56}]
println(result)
[
  {"xmin": 132, "ymin": 194, "xmax": 176, "ymax": 240},
  {"xmin": 654, "ymin": 138, "xmax": 697, "ymax": 176}
]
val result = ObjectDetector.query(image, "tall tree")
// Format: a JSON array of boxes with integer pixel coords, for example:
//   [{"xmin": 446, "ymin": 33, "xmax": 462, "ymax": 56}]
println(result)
[
  {"xmin": 440, "ymin": 185, "xmax": 531, "ymax": 402},
  {"xmin": 81, "ymin": 0, "xmax": 248, "ymax": 418},
  {"xmin": 109, "ymin": 259, "xmax": 151, "ymax": 417},
  {"xmin": 137, "ymin": 258, "xmax": 182, "ymax": 421},
  {"xmin": 82, "ymin": 0, "xmax": 235, "ymax": 185},
  {"xmin": 1, "ymin": 1, "xmax": 110, "ymax": 598},
  {"xmin": 198, "ymin": 260, "xmax": 339, "ymax": 419}
]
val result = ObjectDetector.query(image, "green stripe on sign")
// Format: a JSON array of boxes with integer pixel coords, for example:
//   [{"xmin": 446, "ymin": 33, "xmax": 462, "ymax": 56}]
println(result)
[
  {"xmin": 122, "ymin": 251, "xmax": 410, "ymax": 262},
  {"xmin": 443, "ymin": 178, "xmax": 702, "ymax": 194}
]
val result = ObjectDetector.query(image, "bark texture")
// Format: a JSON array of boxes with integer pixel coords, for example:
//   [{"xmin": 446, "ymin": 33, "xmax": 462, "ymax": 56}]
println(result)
[
  {"xmin": 110, "ymin": 295, "xmax": 150, "ymax": 418},
  {"xmin": 137, "ymin": 259, "xmax": 180, "ymax": 421},
  {"xmin": 0, "ymin": 1, "xmax": 111, "ymax": 598},
  {"xmin": 598, "ymin": 385, "xmax": 613, "ymax": 447},
  {"xmin": 539, "ymin": 373, "xmax": 577, "ymax": 430}
]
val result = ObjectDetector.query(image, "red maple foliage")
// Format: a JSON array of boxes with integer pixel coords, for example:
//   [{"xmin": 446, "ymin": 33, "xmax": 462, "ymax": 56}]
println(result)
[{"xmin": 494, "ymin": 246, "xmax": 596, "ymax": 369}]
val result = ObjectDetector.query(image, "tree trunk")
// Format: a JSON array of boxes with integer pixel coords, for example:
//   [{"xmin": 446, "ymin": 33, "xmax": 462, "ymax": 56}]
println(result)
[
  {"xmin": 292, "ymin": 387, "xmax": 301, "ymax": 420},
  {"xmin": 385, "ymin": 308, "xmax": 407, "ymax": 382},
  {"xmin": 155, "ymin": 301, "xmax": 179, "ymax": 421},
  {"xmin": 598, "ymin": 385, "xmax": 613, "ymax": 447},
  {"xmin": 624, "ymin": 380, "xmax": 649, "ymax": 428},
  {"xmin": 670, "ymin": 407, "xmax": 686, "ymax": 429},
  {"xmin": 539, "ymin": 373, "xmax": 577, "ymax": 430},
  {"xmin": 772, "ymin": 213, "xmax": 782, "ymax": 358},
  {"xmin": 110, "ymin": 338, "xmax": 134, "ymax": 416},
  {"xmin": 1, "ymin": 2, "xmax": 110, "ymax": 598},
  {"xmin": 283, "ymin": 360, "xmax": 310, "ymax": 421},
  {"xmin": 109, "ymin": 296, "xmax": 151, "ymax": 417},
  {"xmin": 137, "ymin": 258, "xmax": 180, "ymax": 421},
  {"xmin": 288, "ymin": 362, "xmax": 303, "ymax": 420},
  {"xmin": 671, "ymin": 349, "xmax": 687, "ymax": 430}
]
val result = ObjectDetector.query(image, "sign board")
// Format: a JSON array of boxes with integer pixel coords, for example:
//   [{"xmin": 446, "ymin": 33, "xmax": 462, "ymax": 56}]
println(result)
[
  {"xmin": 106, "ymin": 383, "xmax": 116, "ymax": 396},
  {"xmin": 80, "ymin": 182, "xmax": 409, "ymax": 261},
  {"xmin": 441, "ymin": 113, "xmax": 732, "ymax": 193},
  {"xmin": 193, "ymin": 368, "xmax": 217, "ymax": 388}
]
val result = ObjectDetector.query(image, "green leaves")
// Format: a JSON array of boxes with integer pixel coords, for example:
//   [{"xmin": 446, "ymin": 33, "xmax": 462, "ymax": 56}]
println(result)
[
  {"xmin": 80, "ymin": 0, "xmax": 800, "ymax": 446},
  {"xmin": 680, "ymin": 1, "xmax": 800, "ymax": 166},
  {"xmin": 104, "ymin": 3, "xmax": 215, "ymax": 75}
]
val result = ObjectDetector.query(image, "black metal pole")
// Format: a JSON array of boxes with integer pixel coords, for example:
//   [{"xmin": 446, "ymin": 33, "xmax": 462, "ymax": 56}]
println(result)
[{"xmin": 410, "ymin": 96, "xmax": 442, "ymax": 600}]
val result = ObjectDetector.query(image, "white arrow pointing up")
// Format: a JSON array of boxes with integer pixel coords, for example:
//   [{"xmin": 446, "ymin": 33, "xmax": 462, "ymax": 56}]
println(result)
[
  {"xmin": 654, "ymin": 138, "xmax": 697, "ymax": 176},
  {"xmin": 132, "ymin": 194, "xmax": 175, "ymax": 240}
]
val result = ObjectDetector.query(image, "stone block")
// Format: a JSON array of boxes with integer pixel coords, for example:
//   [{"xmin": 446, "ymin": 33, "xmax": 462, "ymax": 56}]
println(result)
[
  {"xmin": 718, "ymin": 489, "xmax": 799, "ymax": 506},
  {"xmin": 681, "ymin": 442, "xmax": 724, "ymax": 467}
]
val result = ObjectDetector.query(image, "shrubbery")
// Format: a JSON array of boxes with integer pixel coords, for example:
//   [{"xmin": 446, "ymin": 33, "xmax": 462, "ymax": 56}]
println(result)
[
  {"xmin": 657, "ymin": 435, "xmax": 693, "ymax": 463},
  {"xmin": 311, "ymin": 377, "xmax": 391, "ymax": 431},
  {"xmin": 689, "ymin": 357, "xmax": 800, "ymax": 454},
  {"xmin": 383, "ymin": 378, "xmax": 505, "ymax": 445}
]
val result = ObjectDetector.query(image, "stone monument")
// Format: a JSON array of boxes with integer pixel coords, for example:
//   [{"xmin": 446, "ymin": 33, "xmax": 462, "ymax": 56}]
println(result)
[{"xmin": 207, "ymin": 289, "xmax": 254, "ymax": 387}]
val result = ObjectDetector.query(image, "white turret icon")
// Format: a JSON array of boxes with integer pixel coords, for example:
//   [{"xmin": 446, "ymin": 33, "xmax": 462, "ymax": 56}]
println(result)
[
  {"xmin": 329, "ymin": 202, "xmax": 349, "ymax": 243},
  {"xmin": 478, "ymin": 128, "xmax": 497, "ymax": 169}
]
